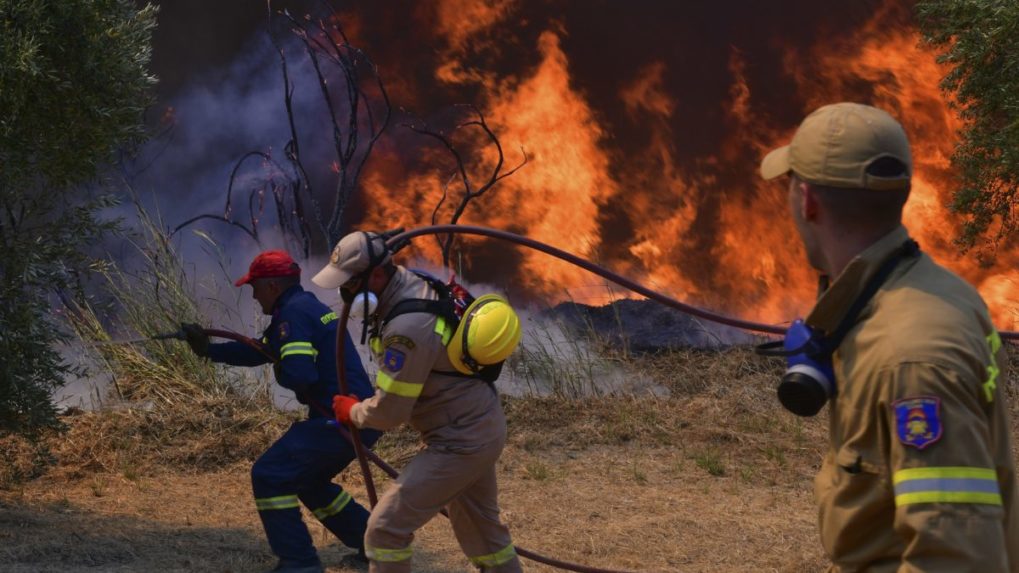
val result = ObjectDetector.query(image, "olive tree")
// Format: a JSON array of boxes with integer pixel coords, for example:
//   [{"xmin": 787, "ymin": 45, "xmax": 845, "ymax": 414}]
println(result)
[
  {"xmin": 917, "ymin": 0, "xmax": 1019, "ymax": 250},
  {"xmin": 0, "ymin": 0, "xmax": 157, "ymax": 437}
]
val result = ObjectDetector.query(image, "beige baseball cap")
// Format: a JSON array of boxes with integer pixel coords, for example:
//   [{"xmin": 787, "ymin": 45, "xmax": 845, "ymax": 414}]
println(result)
[
  {"xmin": 760, "ymin": 102, "xmax": 912, "ymax": 190},
  {"xmin": 311, "ymin": 231, "xmax": 391, "ymax": 289}
]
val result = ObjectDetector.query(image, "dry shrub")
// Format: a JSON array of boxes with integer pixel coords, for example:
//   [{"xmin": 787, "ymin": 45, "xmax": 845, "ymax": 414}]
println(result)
[
  {"xmin": 0, "ymin": 434, "xmax": 55, "ymax": 490},
  {"xmin": 52, "ymin": 396, "xmax": 289, "ymax": 479}
]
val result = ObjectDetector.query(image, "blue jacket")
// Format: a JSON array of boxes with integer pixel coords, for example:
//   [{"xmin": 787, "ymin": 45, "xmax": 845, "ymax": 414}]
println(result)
[{"xmin": 206, "ymin": 285, "xmax": 373, "ymax": 418}]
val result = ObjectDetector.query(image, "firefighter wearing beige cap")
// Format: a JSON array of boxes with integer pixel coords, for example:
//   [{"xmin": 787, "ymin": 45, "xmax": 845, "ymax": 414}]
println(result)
[
  {"xmin": 313, "ymin": 231, "xmax": 522, "ymax": 573},
  {"xmin": 761, "ymin": 102, "xmax": 1018, "ymax": 571}
]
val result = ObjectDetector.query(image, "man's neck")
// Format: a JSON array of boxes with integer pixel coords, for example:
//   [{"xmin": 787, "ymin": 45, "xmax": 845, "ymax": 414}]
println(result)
[{"xmin": 821, "ymin": 225, "xmax": 901, "ymax": 277}]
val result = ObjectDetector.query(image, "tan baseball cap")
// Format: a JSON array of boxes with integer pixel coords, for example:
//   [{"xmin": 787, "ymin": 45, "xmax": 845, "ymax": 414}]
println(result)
[
  {"xmin": 311, "ymin": 231, "xmax": 391, "ymax": 289},
  {"xmin": 760, "ymin": 102, "xmax": 912, "ymax": 190}
]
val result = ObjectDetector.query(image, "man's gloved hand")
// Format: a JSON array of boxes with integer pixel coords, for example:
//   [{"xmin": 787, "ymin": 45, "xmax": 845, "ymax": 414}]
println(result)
[
  {"xmin": 333, "ymin": 394, "xmax": 360, "ymax": 425},
  {"xmin": 180, "ymin": 323, "xmax": 209, "ymax": 357}
]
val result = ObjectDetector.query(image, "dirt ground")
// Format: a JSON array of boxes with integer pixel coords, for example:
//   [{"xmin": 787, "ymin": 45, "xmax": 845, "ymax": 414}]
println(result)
[
  {"xmin": 9, "ymin": 345, "xmax": 1013, "ymax": 573},
  {"xmin": 0, "ymin": 394, "xmax": 830, "ymax": 573},
  {"xmin": 0, "ymin": 442, "xmax": 826, "ymax": 573}
]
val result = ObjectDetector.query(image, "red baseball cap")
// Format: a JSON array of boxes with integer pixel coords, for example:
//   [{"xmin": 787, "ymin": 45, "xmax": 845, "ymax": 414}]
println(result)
[{"xmin": 235, "ymin": 250, "xmax": 301, "ymax": 286}]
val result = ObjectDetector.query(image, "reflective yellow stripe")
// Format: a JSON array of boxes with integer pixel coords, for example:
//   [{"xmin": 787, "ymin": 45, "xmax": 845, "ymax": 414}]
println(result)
[
  {"xmin": 984, "ymin": 330, "xmax": 1002, "ymax": 402},
  {"xmin": 469, "ymin": 544, "xmax": 517, "ymax": 568},
  {"xmin": 313, "ymin": 491, "xmax": 352, "ymax": 520},
  {"xmin": 376, "ymin": 371, "xmax": 423, "ymax": 398},
  {"xmin": 893, "ymin": 467, "xmax": 1002, "ymax": 507},
  {"xmin": 365, "ymin": 545, "xmax": 412, "ymax": 562},
  {"xmin": 896, "ymin": 492, "xmax": 1003, "ymax": 506},
  {"xmin": 320, "ymin": 311, "xmax": 337, "ymax": 325},
  {"xmin": 370, "ymin": 336, "xmax": 382, "ymax": 355},
  {"xmin": 892, "ymin": 467, "xmax": 997, "ymax": 484},
  {"xmin": 280, "ymin": 341, "xmax": 318, "ymax": 359},
  {"xmin": 434, "ymin": 317, "xmax": 452, "ymax": 345},
  {"xmin": 255, "ymin": 494, "xmax": 299, "ymax": 511}
]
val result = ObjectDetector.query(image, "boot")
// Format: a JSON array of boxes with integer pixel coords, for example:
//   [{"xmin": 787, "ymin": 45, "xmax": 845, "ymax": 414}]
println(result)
[{"xmin": 264, "ymin": 559, "xmax": 325, "ymax": 573}]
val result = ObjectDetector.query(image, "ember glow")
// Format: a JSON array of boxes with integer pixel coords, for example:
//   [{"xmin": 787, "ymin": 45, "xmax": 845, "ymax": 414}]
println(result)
[{"xmin": 345, "ymin": 1, "xmax": 1017, "ymax": 329}]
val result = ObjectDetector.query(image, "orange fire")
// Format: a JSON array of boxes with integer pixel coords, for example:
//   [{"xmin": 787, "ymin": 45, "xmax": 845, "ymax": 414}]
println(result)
[{"xmin": 356, "ymin": 0, "xmax": 1018, "ymax": 330}]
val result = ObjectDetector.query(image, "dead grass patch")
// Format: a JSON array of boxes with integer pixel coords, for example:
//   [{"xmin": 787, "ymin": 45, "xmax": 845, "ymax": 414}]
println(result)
[{"xmin": 50, "ymin": 396, "xmax": 289, "ymax": 480}]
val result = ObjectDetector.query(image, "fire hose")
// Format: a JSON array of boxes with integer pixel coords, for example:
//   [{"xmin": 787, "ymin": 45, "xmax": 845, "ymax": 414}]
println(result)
[
  {"xmin": 168, "ymin": 224, "xmax": 1019, "ymax": 572},
  {"xmin": 179, "ymin": 326, "xmax": 633, "ymax": 573},
  {"xmin": 383, "ymin": 224, "xmax": 1019, "ymax": 340}
]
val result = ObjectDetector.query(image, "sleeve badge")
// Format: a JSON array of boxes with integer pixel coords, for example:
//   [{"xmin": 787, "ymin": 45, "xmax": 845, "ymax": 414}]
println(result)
[
  {"xmin": 382, "ymin": 347, "xmax": 406, "ymax": 372},
  {"xmin": 278, "ymin": 322, "xmax": 290, "ymax": 341},
  {"xmin": 893, "ymin": 396, "xmax": 943, "ymax": 450}
]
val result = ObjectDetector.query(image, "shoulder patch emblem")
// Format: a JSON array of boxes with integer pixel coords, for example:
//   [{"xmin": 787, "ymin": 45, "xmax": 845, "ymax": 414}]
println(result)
[
  {"xmin": 893, "ymin": 396, "xmax": 943, "ymax": 450},
  {"xmin": 383, "ymin": 335, "xmax": 416, "ymax": 351},
  {"xmin": 382, "ymin": 347, "xmax": 406, "ymax": 372},
  {"xmin": 278, "ymin": 322, "xmax": 290, "ymax": 341}
]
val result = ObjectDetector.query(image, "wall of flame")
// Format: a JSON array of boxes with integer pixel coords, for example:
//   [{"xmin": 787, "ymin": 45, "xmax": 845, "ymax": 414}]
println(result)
[{"xmin": 335, "ymin": 0, "xmax": 1018, "ymax": 330}]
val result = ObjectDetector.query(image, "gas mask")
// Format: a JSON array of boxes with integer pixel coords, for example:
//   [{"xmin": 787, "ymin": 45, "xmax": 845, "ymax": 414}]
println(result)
[
  {"xmin": 757, "ymin": 319, "xmax": 835, "ymax": 416},
  {"xmin": 348, "ymin": 291, "xmax": 378, "ymax": 320},
  {"xmin": 756, "ymin": 239, "xmax": 920, "ymax": 417}
]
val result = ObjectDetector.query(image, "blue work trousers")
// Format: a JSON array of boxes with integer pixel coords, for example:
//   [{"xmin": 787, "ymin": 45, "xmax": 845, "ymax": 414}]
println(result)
[{"xmin": 252, "ymin": 417, "xmax": 381, "ymax": 566}]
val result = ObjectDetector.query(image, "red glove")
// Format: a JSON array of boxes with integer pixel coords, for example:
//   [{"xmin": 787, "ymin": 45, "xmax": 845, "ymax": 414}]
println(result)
[{"xmin": 332, "ymin": 394, "xmax": 360, "ymax": 425}]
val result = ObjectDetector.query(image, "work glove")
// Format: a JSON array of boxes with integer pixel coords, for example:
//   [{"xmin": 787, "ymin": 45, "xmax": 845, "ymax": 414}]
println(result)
[
  {"xmin": 180, "ymin": 322, "xmax": 209, "ymax": 357},
  {"xmin": 332, "ymin": 394, "xmax": 360, "ymax": 425}
]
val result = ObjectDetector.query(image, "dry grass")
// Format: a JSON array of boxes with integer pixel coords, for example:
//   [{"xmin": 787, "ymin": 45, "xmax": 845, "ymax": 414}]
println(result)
[
  {"xmin": 2, "ymin": 320, "xmax": 1016, "ymax": 571},
  {"xmin": 51, "ymin": 397, "xmax": 292, "ymax": 480},
  {"xmin": 63, "ymin": 203, "xmax": 245, "ymax": 405}
]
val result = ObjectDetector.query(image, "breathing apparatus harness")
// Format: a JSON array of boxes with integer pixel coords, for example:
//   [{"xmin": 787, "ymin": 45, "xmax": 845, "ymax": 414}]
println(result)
[
  {"xmin": 754, "ymin": 240, "xmax": 920, "ymax": 416},
  {"xmin": 382, "ymin": 271, "xmax": 507, "ymax": 383},
  {"xmin": 346, "ymin": 229, "xmax": 513, "ymax": 383}
]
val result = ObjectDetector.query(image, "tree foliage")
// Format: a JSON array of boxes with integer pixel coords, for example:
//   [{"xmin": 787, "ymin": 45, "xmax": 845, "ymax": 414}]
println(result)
[
  {"xmin": 0, "ymin": 0, "xmax": 157, "ymax": 438},
  {"xmin": 916, "ymin": 0, "xmax": 1019, "ymax": 249}
]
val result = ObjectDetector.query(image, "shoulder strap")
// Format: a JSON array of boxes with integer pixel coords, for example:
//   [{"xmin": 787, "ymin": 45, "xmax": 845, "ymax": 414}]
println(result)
[
  {"xmin": 816, "ymin": 240, "xmax": 920, "ymax": 356},
  {"xmin": 381, "ymin": 271, "xmax": 458, "ymax": 328}
]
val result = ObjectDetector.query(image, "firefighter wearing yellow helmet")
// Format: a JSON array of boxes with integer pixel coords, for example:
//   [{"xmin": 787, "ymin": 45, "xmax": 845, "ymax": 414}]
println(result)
[{"xmin": 313, "ymin": 231, "xmax": 523, "ymax": 573}]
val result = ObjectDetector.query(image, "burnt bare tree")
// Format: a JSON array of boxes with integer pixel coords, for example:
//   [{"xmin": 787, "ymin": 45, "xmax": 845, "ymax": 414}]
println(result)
[
  {"xmin": 174, "ymin": 1, "xmax": 390, "ymax": 254},
  {"xmin": 406, "ymin": 104, "xmax": 527, "ymax": 269}
]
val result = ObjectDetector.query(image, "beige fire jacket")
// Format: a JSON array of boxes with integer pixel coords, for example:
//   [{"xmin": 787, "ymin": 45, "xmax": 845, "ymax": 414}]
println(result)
[
  {"xmin": 807, "ymin": 226, "xmax": 1018, "ymax": 572},
  {"xmin": 349, "ymin": 267, "xmax": 505, "ymax": 447}
]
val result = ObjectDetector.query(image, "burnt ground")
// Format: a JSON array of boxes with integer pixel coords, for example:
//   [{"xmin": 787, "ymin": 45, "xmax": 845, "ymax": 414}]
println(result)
[{"xmin": 543, "ymin": 300, "xmax": 762, "ymax": 353}]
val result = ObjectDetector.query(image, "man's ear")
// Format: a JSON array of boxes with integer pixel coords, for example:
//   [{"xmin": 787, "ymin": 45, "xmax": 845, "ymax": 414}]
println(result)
[{"xmin": 802, "ymin": 183, "xmax": 820, "ymax": 222}]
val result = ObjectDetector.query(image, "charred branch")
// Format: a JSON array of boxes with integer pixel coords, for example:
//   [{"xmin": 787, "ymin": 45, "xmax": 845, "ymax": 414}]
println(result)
[
  {"xmin": 174, "ymin": 2, "xmax": 390, "ymax": 256},
  {"xmin": 170, "ymin": 151, "xmax": 300, "ymax": 248},
  {"xmin": 279, "ymin": 6, "xmax": 391, "ymax": 246},
  {"xmin": 406, "ymin": 104, "xmax": 527, "ymax": 268}
]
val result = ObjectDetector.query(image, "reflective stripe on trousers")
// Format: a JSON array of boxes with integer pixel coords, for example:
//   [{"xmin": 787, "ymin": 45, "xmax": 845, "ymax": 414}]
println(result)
[
  {"xmin": 365, "ymin": 544, "xmax": 413, "ymax": 563},
  {"xmin": 469, "ymin": 544, "xmax": 517, "ymax": 568},
  {"xmin": 255, "ymin": 494, "xmax": 300, "ymax": 511}
]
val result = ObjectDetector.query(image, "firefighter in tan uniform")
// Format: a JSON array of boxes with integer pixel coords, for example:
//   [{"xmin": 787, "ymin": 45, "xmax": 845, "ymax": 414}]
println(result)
[
  {"xmin": 312, "ymin": 232, "xmax": 523, "ymax": 573},
  {"xmin": 760, "ymin": 102, "xmax": 1018, "ymax": 572}
]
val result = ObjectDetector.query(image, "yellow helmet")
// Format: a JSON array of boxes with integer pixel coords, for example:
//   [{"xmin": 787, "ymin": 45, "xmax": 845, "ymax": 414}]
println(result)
[{"xmin": 447, "ymin": 294, "xmax": 523, "ymax": 375}]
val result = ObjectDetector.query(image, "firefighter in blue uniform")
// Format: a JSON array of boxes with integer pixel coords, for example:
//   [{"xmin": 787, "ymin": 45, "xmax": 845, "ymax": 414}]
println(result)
[{"xmin": 181, "ymin": 250, "xmax": 380, "ymax": 573}]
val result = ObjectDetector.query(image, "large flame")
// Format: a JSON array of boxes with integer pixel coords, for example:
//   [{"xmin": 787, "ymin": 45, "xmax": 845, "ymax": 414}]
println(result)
[{"xmin": 354, "ymin": 0, "xmax": 1017, "ymax": 329}]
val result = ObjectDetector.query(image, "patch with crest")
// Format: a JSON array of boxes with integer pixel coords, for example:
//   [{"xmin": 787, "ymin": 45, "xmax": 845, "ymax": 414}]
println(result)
[
  {"xmin": 382, "ymin": 347, "xmax": 406, "ymax": 372},
  {"xmin": 893, "ymin": 396, "xmax": 943, "ymax": 450},
  {"xmin": 278, "ymin": 322, "xmax": 290, "ymax": 341}
]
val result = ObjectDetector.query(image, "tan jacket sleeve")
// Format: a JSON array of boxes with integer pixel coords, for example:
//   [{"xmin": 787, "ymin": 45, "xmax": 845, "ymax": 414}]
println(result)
[
  {"xmin": 350, "ymin": 316, "xmax": 440, "ymax": 431},
  {"xmin": 881, "ymin": 360, "xmax": 1010, "ymax": 573}
]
